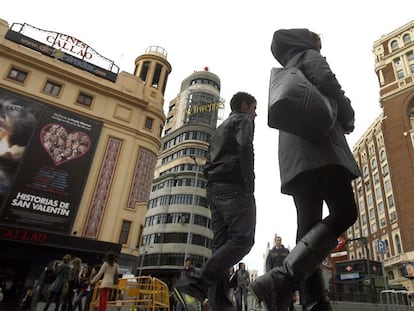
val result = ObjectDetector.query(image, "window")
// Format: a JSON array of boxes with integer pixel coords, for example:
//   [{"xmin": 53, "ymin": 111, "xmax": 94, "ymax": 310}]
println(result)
[
  {"xmin": 76, "ymin": 93, "xmax": 93, "ymax": 107},
  {"xmin": 359, "ymin": 200, "xmax": 365, "ymax": 211},
  {"xmin": 385, "ymin": 239, "xmax": 390, "ymax": 257},
  {"xmin": 139, "ymin": 61, "xmax": 150, "ymax": 81},
  {"xmin": 362, "ymin": 214, "xmax": 367, "ymax": 225},
  {"xmin": 384, "ymin": 179, "xmax": 392, "ymax": 193},
  {"xmin": 390, "ymin": 211, "xmax": 397, "ymax": 222},
  {"xmin": 391, "ymin": 40, "xmax": 399, "ymax": 51},
  {"xmin": 378, "ymin": 201, "xmax": 384, "ymax": 214},
  {"xmin": 168, "ymin": 104, "xmax": 175, "ymax": 112},
  {"xmin": 44, "ymin": 81, "xmax": 62, "ymax": 96},
  {"xmin": 369, "ymin": 208, "xmax": 375, "ymax": 219},
  {"xmin": 374, "ymin": 173, "xmax": 379, "ymax": 184},
  {"xmin": 403, "ymin": 34, "xmax": 411, "ymax": 44},
  {"xmin": 380, "ymin": 150, "xmax": 386, "ymax": 162},
  {"xmin": 7, "ymin": 67, "xmax": 28, "ymax": 83},
  {"xmin": 394, "ymin": 58, "xmax": 402, "ymax": 67},
  {"xmin": 411, "ymin": 64, "xmax": 414, "ymax": 74},
  {"xmin": 118, "ymin": 220, "xmax": 131, "ymax": 244},
  {"xmin": 387, "ymin": 195, "xmax": 395, "ymax": 208},
  {"xmin": 371, "ymin": 223, "xmax": 377, "ymax": 233},
  {"xmin": 397, "ymin": 70, "xmax": 405, "ymax": 79},
  {"xmin": 375, "ymin": 187, "xmax": 382, "ymax": 200},
  {"xmin": 371, "ymin": 158, "xmax": 377, "ymax": 170},
  {"xmin": 382, "ymin": 164, "xmax": 389, "ymax": 176},
  {"xmin": 151, "ymin": 63, "xmax": 162, "ymax": 88},
  {"xmin": 380, "ymin": 217, "xmax": 386, "ymax": 228},
  {"xmin": 407, "ymin": 51, "xmax": 414, "ymax": 61},
  {"xmin": 365, "ymin": 180, "xmax": 371, "ymax": 191},
  {"xmin": 145, "ymin": 117, "xmax": 154, "ymax": 130},
  {"xmin": 367, "ymin": 193, "xmax": 373, "ymax": 206},
  {"xmin": 395, "ymin": 234, "xmax": 402, "ymax": 254}
]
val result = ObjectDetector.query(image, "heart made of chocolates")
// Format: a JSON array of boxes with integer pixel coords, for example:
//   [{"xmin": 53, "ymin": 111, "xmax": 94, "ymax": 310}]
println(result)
[{"xmin": 40, "ymin": 123, "xmax": 91, "ymax": 165}]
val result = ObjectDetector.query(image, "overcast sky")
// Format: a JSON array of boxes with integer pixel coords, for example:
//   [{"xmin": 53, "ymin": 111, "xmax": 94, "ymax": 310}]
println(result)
[{"xmin": 3, "ymin": 1, "xmax": 414, "ymax": 274}]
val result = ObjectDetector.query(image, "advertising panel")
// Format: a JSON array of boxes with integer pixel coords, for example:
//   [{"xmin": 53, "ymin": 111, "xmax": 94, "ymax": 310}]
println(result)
[{"xmin": 0, "ymin": 88, "xmax": 102, "ymax": 233}]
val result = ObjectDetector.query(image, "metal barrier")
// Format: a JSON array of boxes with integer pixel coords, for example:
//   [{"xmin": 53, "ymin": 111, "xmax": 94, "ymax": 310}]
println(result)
[
  {"xmin": 380, "ymin": 290, "xmax": 414, "ymax": 310},
  {"xmin": 89, "ymin": 276, "xmax": 170, "ymax": 310}
]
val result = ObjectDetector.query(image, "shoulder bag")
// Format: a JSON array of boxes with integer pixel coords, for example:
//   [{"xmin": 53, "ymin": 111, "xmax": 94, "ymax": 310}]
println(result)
[{"xmin": 268, "ymin": 52, "xmax": 337, "ymax": 143}]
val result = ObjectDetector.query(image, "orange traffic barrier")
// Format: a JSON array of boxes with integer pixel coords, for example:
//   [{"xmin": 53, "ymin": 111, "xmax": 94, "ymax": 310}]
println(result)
[{"xmin": 89, "ymin": 276, "xmax": 170, "ymax": 310}]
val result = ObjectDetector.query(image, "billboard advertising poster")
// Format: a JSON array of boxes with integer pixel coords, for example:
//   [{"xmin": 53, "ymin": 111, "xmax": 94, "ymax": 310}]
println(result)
[{"xmin": 0, "ymin": 88, "xmax": 102, "ymax": 233}]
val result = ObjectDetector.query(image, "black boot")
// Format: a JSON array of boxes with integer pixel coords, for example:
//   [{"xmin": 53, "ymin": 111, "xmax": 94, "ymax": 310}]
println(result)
[
  {"xmin": 250, "ymin": 223, "xmax": 337, "ymax": 311},
  {"xmin": 301, "ymin": 269, "xmax": 332, "ymax": 311}
]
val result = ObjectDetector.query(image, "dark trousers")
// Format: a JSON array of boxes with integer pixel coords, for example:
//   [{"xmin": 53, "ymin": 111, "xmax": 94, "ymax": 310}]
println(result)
[
  {"xmin": 292, "ymin": 165, "xmax": 358, "ymax": 306},
  {"xmin": 42, "ymin": 290, "xmax": 62, "ymax": 311},
  {"xmin": 292, "ymin": 165, "xmax": 357, "ymax": 239},
  {"xmin": 195, "ymin": 183, "xmax": 256, "ymax": 310},
  {"xmin": 61, "ymin": 283, "xmax": 75, "ymax": 311}
]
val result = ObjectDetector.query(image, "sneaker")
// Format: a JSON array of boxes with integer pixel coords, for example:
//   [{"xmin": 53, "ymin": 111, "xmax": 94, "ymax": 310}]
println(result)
[{"xmin": 174, "ymin": 287, "xmax": 202, "ymax": 311}]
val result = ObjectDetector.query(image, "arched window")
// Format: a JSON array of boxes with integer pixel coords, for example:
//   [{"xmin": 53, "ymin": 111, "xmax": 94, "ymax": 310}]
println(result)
[
  {"xmin": 371, "ymin": 158, "xmax": 378, "ymax": 170},
  {"xmin": 395, "ymin": 234, "xmax": 402, "ymax": 254},
  {"xmin": 391, "ymin": 40, "xmax": 399, "ymax": 51},
  {"xmin": 403, "ymin": 33, "xmax": 411, "ymax": 44},
  {"xmin": 385, "ymin": 239, "xmax": 390, "ymax": 258},
  {"xmin": 380, "ymin": 150, "xmax": 387, "ymax": 162}
]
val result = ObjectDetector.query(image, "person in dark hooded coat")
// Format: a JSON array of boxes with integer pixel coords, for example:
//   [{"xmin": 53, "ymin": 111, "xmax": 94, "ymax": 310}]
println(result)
[{"xmin": 250, "ymin": 29, "xmax": 360, "ymax": 311}]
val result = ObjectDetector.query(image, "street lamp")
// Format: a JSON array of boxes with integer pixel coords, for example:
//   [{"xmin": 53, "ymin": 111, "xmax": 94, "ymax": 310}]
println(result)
[
  {"xmin": 138, "ymin": 245, "xmax": 153, "ymax": 277},
  {"xmin": 184, "ymin": 156, "xmax": 199, "ymax": 264}
]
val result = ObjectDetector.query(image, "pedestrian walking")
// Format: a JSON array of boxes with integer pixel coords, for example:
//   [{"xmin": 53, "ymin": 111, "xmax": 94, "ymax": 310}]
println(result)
[
  {"xmin": 174, "ymin": 91, "xmax": 257, "ymax": 311},
  {"xmin": 91, "ymin": 251, "xmax": 119, "ymax": 311},
  {"xmin": 43, "ymin": 254, "xmax": 72, "ymax": 311},
  {"xmin": 265, "ymin": 235, "xmax": 294, "ymax": 310},
  {"xmin": 250, "ymin": 28, "xmax": 360, "ymax": 311},
  {"xmin": 235, "ymin": 262, "xmax": 249, "ymax": 311}
]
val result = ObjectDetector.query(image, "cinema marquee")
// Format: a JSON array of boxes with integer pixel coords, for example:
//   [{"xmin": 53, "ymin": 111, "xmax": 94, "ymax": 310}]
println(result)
[{"xmin": 6, "ymin": 23, "xmax": 119, "ymax": 82}]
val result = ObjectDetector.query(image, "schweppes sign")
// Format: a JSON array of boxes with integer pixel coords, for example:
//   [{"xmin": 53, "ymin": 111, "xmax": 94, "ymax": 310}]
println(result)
[{"xmin": 186, "ymin": 102, "xmax": 224, "ymax": 116}]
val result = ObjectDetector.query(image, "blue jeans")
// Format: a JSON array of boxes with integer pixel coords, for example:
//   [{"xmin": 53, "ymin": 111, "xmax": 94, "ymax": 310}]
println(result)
[{"xmin": 236, "ymin": 286, "xmax": 249, "ymax": 311}]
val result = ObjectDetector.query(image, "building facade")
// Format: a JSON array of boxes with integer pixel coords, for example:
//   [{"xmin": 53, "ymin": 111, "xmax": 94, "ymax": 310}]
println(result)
[
  {"xmin": 139, "ymin": 68, "xmax": 224, "ymax": 287},
  {"xmin": 346, "ymin": 20, "xmax": 414, "ymax": 290},
  {"xmin": 0, "ymin": 18, "xmax": 171, "ymax": 308}
]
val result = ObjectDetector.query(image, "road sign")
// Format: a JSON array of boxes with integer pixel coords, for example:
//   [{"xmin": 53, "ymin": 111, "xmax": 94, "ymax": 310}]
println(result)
[
  {"xmin": 335, "ymin": 236, "xmax": 347, "ymax": 251},
  {"xmin": 376, "ymin": 239, "xmax": 387, "ymax": 254}
]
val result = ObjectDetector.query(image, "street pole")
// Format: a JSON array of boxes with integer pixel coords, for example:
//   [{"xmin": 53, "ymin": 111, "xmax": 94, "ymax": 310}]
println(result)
[
  {"xmin": 138, "ymin": 249, "xmax": 147, "ymax": 277},
  {"xmin": 362, "ymin": 237, "xmax": 375, "ymax": 301},
  {"xmin": 138, "ymin": 246, "xmax": 152, "ymax": 277},
  {"xmin": 184, "ymin": 156, "xmax": 198, "ymax": 264},
  {"xmin": 381, "ymin": 253, "xmax": 388, "ymax": 290}
]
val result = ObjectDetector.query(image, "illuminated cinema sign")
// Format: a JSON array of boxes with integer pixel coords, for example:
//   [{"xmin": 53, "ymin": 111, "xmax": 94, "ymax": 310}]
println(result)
[{"xmin": 6, "ymin": 23, "xmax": 119, "ymax": 82}]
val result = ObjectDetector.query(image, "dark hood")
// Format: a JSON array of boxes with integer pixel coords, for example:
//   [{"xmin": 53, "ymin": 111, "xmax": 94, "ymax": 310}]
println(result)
[{"xmin": 271, "ymin": 28, "xmax": 320, "ymax": 66}]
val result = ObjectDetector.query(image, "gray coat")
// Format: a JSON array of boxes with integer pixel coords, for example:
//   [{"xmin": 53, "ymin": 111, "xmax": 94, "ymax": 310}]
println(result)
[
  {"xmin": 49, "ymin": 262, "xmax": 71, "ymax": 293},
  {"xmin": 271, "ymin": 29, "xmax": 360, "ymax": 194}
]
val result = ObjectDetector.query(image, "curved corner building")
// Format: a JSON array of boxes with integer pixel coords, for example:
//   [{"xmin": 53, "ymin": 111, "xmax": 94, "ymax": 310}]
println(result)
[{"xmin": 140, "ymin": 68, "xmax": 224, "ymax": 286}]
